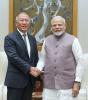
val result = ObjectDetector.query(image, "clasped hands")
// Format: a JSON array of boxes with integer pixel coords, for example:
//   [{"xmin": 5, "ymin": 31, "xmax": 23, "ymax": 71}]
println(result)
[{"xmin": 30, "ymin": 67, "xmax": 41, "ymax": 77}]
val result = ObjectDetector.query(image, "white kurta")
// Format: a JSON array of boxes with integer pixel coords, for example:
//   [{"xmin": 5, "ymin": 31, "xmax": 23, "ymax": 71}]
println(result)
[{"xmin": 37, "ymin": 37, "xmax": 85, "ymax": 100}]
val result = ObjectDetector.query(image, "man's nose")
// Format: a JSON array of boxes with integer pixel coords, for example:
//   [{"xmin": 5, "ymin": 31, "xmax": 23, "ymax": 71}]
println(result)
[
  {"xmin": 56, "ymin": 25, "xmax": 59, "ymax": 28},
  {"xmin": 23, "ymin": 20, "xmax": 27, "ymax": 24}
]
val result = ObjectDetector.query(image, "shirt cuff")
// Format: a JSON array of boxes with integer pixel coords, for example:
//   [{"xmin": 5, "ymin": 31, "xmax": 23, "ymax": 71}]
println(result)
[
  {"xmin": 75, "ymin": 77, "xmax": 81, "ymax": 83},
  {"xmin": 36, "ymin": 62, "xmax": 44, "ymax": 71}
]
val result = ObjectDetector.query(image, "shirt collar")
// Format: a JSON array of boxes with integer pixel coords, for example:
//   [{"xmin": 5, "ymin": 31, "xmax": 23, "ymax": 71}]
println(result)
[{"xmin": 17, "ymin": 28, "xmax": 27, "ymax": 36}]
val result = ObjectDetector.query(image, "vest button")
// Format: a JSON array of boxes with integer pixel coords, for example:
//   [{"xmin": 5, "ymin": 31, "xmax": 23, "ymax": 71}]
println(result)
[
  {"xmin": 56, "ymin": 45, "xmax": 58, "ymax": 48},
  {"xmin": 54, "ymin": 59, "xmax": 56, "ymax": 62},
  {"xmin": 54, "ymin": 66, "xmax": 56, "ymax": 68}
]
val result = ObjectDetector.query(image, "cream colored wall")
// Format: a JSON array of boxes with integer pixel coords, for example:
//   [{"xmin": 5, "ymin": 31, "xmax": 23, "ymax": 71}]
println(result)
[
  {"xmin": 0, "ymin": 0, "xmax": 9, "ymax": 51},
  {"xmin": 78, "ymin": 0, "xmax": 88, "ymax": 53},
  {"xmin": 0, "ymin": 2, "xmax": 9, "ymax": 98}
]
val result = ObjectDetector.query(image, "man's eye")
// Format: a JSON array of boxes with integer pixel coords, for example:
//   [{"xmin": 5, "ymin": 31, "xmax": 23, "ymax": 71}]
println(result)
[
  {"xmin": 52, "ymin": 25, "xmax": 56, "ymax": 27},
  {"xmin": 19, "ymin": 19, "xmax": 29, "ymax": 23}
]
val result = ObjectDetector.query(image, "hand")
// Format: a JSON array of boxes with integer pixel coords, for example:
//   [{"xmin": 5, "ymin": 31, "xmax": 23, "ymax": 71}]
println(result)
[
  {"xmin": 72, "ymin": 82, "xmax": 80, "ymax": 97},
  {"xmin": 30, "ymin": 67, "xmax": 41, "ymax": 77}
]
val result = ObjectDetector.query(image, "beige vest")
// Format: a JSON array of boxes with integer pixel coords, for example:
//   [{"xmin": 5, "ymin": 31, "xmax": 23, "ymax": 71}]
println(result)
[{"xmin": 43, "ymin": 33, "xmax": 76, "ymax": 89}]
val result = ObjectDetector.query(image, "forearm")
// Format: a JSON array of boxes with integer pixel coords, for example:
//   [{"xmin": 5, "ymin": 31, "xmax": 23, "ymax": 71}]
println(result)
[{"xmin": 72, "ymin": 38, "xmax": 84, "ymax": 82}]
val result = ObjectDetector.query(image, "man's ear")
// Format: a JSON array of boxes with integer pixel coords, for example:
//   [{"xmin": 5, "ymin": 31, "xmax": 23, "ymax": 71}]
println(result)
[{"xmin": 64, "ymin": 24, "xmax": 66, "ymax": 30}]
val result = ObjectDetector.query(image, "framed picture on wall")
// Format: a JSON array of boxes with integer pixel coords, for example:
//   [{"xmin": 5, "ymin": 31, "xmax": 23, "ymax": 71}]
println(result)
[{"xmin": 9, "ymin": 0, "xmax": 77, "ymax": 44}]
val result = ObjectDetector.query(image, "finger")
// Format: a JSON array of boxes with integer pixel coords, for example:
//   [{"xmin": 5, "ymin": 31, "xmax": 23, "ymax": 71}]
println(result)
[
  {"xmin": 72, "ymin": 90, "xmax": 79, "ymax": 97},
  {"xmin": 31, "ymin": 71, "xmax": 39, "ymax": 77}
]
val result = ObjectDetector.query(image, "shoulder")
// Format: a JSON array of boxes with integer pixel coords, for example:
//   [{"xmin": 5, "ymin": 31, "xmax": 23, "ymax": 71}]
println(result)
[
  {"xmin": 66, "ymin": 33, "xmax": 75, "ymax": 38},
  {"xmin": 73, "ymin": 37, "xmax": 80, "ymax": 44},
  {"xmin": 5, "ymin": 32, "xmax": 16, "ymax": 39},
  {"xmin": 28, "ymin": 33, "xmax": 37, "ymax": 43},
  {"xmin": 28, "ymin": 33, "xmax": 34, "ymax": 38},
  {"xmin": 66, "ymin": 33, "xmax": 79, "ymax": 43},
  {"xmin": 45, "ymin": 35, "xmax": 53, "ymax": 40},
  {"xmin": 65, "ymin": 33, "xmax": 75, "ymax": 41},
  {"xmin": 28, "ymin": 34, "xmax": 36, "ymax": 40}
]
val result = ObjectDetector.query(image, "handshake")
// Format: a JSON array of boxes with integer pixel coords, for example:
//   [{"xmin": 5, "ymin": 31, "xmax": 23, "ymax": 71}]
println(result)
[{"xmin": 30, "ymin": 67, "xmax": 42, "ymax": 77}]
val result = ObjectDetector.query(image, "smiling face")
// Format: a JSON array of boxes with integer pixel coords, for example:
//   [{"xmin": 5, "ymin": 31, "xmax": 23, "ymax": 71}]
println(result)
[
  {"xmin": 51, "ymin": 16, "xmax": 66, "ymax": 36},
  {"xmin": 16, "ymin": 12, "xmax": 31, "ymax": 33}
]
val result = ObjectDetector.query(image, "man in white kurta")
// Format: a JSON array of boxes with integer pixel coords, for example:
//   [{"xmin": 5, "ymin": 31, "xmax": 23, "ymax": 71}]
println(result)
[{"xmin": 34, "ymin": 16, "xmax": 84, "ymax": 100}]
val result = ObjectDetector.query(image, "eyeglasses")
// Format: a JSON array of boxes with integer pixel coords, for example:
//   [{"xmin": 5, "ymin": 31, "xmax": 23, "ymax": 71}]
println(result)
[{"xmin": 18, "ymin": 19, "xmax": 30, "ymax": 23}]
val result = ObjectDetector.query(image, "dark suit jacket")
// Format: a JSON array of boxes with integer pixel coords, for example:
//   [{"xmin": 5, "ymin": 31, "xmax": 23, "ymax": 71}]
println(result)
[{"xmin": 4, "ymin": 30, "xmax": 38, "ymax": 88}]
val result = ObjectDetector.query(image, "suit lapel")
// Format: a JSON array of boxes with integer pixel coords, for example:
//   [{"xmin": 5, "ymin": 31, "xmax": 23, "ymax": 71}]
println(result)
[{"xmin": 15, "ymin": 31, "xmax": 29, "ymax": 56}]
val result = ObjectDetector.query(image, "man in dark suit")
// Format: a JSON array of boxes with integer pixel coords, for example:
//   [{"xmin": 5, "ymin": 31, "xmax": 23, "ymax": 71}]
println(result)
[{"xmin": 4, "ymin": 12, "xmax": 39, "ymax": 100}]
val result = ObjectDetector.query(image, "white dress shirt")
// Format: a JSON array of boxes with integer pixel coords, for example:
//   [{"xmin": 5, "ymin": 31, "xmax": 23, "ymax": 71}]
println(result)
[
  {"xmin": 37, "ymin": 37, "xmax": 84, "ymax": 82},
  {"xmin": 17, "ymin": 28, "xmax": 31, "ymax": 57}
]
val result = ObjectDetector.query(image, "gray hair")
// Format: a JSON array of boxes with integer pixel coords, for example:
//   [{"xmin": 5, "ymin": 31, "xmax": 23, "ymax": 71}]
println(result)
[
  {"xmin": 16, "ymin": 12, "xmax": 31, "ymax": 22},
  {"xmin": 51, "ymin": 16, "xmax": 66, "ymax": 25}
]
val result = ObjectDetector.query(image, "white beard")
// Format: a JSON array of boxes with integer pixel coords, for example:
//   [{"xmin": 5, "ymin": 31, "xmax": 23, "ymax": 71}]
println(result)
[{"xmin": 53, "ymin": 31, "xmax": 64, "ymax": 37}]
